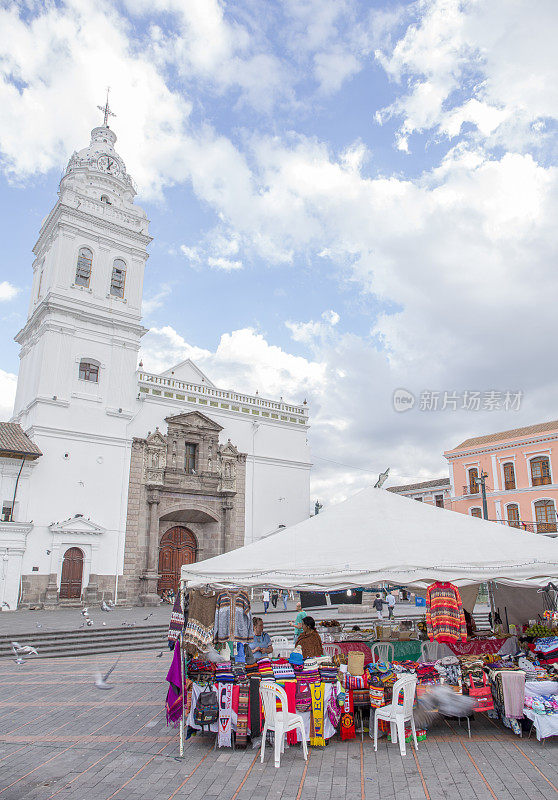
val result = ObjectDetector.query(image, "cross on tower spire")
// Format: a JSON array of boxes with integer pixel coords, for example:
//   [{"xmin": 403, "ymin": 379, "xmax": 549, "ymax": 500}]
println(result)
[{"xmin": 97, "ymin": 88, "xmax": 116, "ymax": 128}]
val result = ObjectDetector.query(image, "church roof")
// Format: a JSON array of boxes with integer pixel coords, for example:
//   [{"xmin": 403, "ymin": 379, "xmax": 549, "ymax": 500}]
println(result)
[{"xmin": 0, "ymin": 423, "xmax": 42, "ymax": 460}]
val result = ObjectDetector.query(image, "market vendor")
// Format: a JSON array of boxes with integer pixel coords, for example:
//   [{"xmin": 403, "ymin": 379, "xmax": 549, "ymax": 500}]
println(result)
[
  {"xmin": 296, "ymin": 616, "xmax": 324, "ymax": 658},
  {"xmin": 250, "ymin": 617, "xmax": 273, "ymax": 661}
]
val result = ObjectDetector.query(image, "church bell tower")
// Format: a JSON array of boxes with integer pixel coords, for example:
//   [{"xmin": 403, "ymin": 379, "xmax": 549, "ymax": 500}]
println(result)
[{"xmin": 13, "ymin": 95, "xmax": 151, "ymax": 428}]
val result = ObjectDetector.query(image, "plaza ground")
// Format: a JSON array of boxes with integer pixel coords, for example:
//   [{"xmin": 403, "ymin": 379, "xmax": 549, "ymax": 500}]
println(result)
[{"xmin": 0, "ymin": 650, "xmax": 557, "ymax": 800}]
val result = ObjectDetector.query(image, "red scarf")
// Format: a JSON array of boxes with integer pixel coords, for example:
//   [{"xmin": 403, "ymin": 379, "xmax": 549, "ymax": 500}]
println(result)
[{"xmin": 340, "ymin": 689, "xmax": 356, "ymax": 740}]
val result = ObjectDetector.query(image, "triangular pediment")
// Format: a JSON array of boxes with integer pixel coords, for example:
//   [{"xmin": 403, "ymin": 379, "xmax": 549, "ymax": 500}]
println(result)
[
  {"xmin": 49, "ymin": 515, "xmax": 106, "ymax": 536},
  {"xmin": 146, "ymin": 428, "xmax": 166, "ymax": 446},
  {"xmin": 160, "ymin": 359, "xmax": 216, "ymax": 387},
  {"xmin": 165, "ymin": 411, "xmax": 223, "ymax": 432},
  {"xmin": 220, "ymin": 440, "xmax": 239, "ymax": 456}
]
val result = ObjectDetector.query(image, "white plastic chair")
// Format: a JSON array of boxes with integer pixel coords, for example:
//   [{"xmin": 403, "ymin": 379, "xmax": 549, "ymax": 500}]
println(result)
[
  {"xmin": 271, "ymin": 636, "xmax": 291, "ymax": 658},
  {"xmin": 370, "ymin": 642, "xmax": 394, "ymax": 663},
  {"xmin": 259, "ymin": 681, "xmax": 308, "ymax": 768},
  {"xmin": 372, "ymin": 675, "xmax": 418, "ymax": 756},
  {"xmin": 420, "ymin": 640, "xmax": 443, "ymax": 662},
  {"xmin": 323, "ymin": 643, "xmax": 341, "ymax": 658}
]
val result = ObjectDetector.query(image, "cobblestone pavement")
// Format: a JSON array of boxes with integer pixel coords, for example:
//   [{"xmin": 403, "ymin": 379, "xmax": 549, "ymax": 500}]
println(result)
[{"xmin": 0, "ymin": 651, "xmax": 556, "ymax": 800}]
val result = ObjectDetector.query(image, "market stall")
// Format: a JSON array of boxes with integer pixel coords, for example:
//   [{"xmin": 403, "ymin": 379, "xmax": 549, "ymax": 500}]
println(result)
[{"xmin": 171, "ymin": 486, "xmax": 558, "ymax": 751}]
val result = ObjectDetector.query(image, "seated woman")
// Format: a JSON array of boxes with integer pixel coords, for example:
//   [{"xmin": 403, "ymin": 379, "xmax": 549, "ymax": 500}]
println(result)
[{"xmin": 295, "ymin": 616, "xmax": 324, "ymax": 658}]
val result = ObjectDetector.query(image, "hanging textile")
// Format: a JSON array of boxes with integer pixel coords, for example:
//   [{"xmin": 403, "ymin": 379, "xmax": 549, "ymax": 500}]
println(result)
[
  {"xmin": 218, "ymin": 683, "xmax": 234, "ymax": 747},
  {"xmin": 340, "ymin": 689, "xmax": 356, "ymax": 740},
  {"xmin": 276, "ymin": 679, "xmax": 298, "ymax": 744},
  {"xmin": 309, "ymin": 683, "xmax": 325, "ymax": 746},
  {"xmin": 167, "ymin": 592, "xmax": 185, "ymax": 650},
  {"xmin": 426, "ymin": 582, "xmax": 467, "ymax": 643},
  {"xmin": 165, "ymin": 640, "xmax": 191, "ymax": 727},
  {"xmin": 214, "ymin": 590, "xmax": 253, "ymax": 644},
  {"xmin": 236, "ymin": 680, "xmax": 250, "ymax": 748},
  {"xmin": 249, "ymin": 677, "xmax": 261, "ymax": 737},
  {"xmin": 183, "ymin": 589, "xmax": 217, "ymax": 655}
]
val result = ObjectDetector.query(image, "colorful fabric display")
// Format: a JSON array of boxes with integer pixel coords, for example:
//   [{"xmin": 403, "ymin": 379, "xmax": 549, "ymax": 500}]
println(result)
[
  {"xmin": 340, "ymin": 689, "xmax": 356, "ymax": 740},
  {"xmin": 272, "ymin": 658, "xmax": 296, "ymax": 680},
  {"xmin": 218, "ymin": 683, "xmax": 234, "ymax": 747},
  {"xmin": 245, "ymin": 662, "xmax": 260, "ymax": 679},
  {"xmin": 236, "ymin": 680, "xmax": 250, "ymax": 747},
  {"xmin": 345, "ymin": 674, "xmax": 367, "ymax": 690},
  {"xmin": 309, "ymin": 682, "xmax": 326, "ymax": 746},
  {"xmin": 187, "ymin": 658, "xmax": 216, "ymax": 682},
  {"xmin": 276, "ymin": 679, "xmax": 298, "ymax": 744},
  {"xmin": 426, "ymin": 581, "xmax": 467, "ymax": 643},
  {"xmin": 327, "ymin": 685, "xmax": 343, "ymax": 727},
  {"xmin": 300, "ymin": 658, "xmax": 320, "ymax": 684},
  {"xmin": 215, "ymin": 662, "xmax": 235, "ymax": 683},
  {"xmin": 535, "ymin": 637, "xmax": 558, "ymax": 656},
  {"xmin": 257, "ymin": 658, "xmax": 274, "ymax": 679},
  {"xmin": 249, "ymin": 677, "xmax": 262, "ymax": 736},
  {"xmin": 183, "ymin": 589, "xmax": 217, "ymax": 655},
  {"xmin": 319, "ymin": 664, "xmax": 338, "ymax": 683},
  {"xmin": 167, "ymin": 592, "xmax": 185, "ymax": 649},
  {"xmin": 295, "ymin": 680, "xmax": 312, "ymax": 711},
  {"xmin": 166, "ymin": 640, "xmax": 184, "ymax": 726},
  {"xmin": 289, "ymin": 652, "xmax": 304, "ymax": 667},
  {"xmin": 214, "ymin": 590, "xmax": 253, "ymax": 644}
]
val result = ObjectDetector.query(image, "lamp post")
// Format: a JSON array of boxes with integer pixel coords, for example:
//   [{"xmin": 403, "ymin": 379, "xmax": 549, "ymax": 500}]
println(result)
[{"xmin": 474, "ymin": 471, "xmax": 489, "ymax": 520}]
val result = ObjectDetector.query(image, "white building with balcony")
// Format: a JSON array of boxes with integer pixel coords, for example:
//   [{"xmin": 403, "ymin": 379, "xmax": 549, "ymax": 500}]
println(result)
[{"xmin": 8, "ymin": 108, "xmax": 311, "ymax": 608}]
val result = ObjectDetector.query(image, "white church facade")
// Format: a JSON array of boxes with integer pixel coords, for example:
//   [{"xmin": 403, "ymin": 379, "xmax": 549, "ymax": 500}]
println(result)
[{"xmin": 2, "ymin": 109, "xmax": 311, "ymax": 609}]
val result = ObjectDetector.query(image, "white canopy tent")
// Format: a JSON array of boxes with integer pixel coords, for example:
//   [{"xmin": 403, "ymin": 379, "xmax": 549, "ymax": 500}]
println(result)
[{"xmin": 181, "ymin": 486, "xmax": 558, "ymax": 591}]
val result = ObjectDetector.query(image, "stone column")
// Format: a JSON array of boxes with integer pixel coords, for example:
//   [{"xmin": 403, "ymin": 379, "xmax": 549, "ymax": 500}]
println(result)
[
  {"xmin": 221, "ymin": 498, "xmax": 234, "ymax": 552},
  {"xmin": 139, "ymin": 492, "xmax": 160, "ymax": 606}
]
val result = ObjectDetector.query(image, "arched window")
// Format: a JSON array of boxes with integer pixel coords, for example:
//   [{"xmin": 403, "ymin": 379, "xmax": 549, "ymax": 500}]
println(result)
[
  {"xmin": 75, "ymin": 247, "xmax": 93, "ymax": 287},
  {"xmin": 503, "ymin": 462, "xmax": 516, "ymax": 490},
  {"xmin": 100, "ymin": 195, "xmax": 112, "ymax": 205},
  {"xmin": 468, "ymin": 467, "xmax": 479, "ymax": 494},
  {"xmin": 470, "ymin": 507, "xmax": 482, "ymax": 518},
  {"xmin": 110, "ymin": 258, "xmax": 126, "ymax": 298},
  {"xmin": 78, "ymin": 359, "xmax": 99, "ymax": 383},
  {"xmin": 530, "ymin": 456, "xmax": 551, "ymax": 486},
  {"xmin": 534, "ymin": 499, "xmax": 557, "ymax": 534},
  {"xmin": 506, "ymin": 504, "xmax": 520, "ymax": 527},
  {"xmin": 184, "ymin": 443, "xmax": 196, "ymax": 474}
]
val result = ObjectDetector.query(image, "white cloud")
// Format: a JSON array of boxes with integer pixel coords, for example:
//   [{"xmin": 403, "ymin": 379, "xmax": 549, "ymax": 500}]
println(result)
[
  {"xmin": 142, "ymin": 284, "xmax": 172, "ymax": 317},
  {"xmin": 0, "ymin": 369, "xmax": 16, "ymax": 421},
  {"xmin": 180, "ymin": 246, "xmax": 201, "ymax": 262},
  {"xmin": 0, "ymin": 282, "xmax": 20, "ymax": 302},
  {"xmin": 286, "ymin": 309, "xmax": 340, "ymax": 345},
  {"xmin": 207, "ymin": 256, "xmax": 243, "ymax": 271}
]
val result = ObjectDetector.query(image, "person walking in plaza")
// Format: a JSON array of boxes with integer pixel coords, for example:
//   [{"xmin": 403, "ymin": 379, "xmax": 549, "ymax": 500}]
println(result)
[
  {"xmin": 271, "ymin": 589, "xmax": 278, "ymax": 609},
  {"xmin": 282, "ymin": 589, "xmax": 289, "ymax": 611},
  {"xmin": 289, "ymin": 601, "xmax": 307, "ymax": 644},
  {"xmin": 262, "ymin": 588, "xmax": 270, "ymax": 614},
  {"xmin": 373, "ymin": 593, "xmax": 387, "ymax": 620},
  {"xmin": 250, "ymin": 617, "xmax": 273, "ymax": 661},
  {"xmin": 295, "ymin": 616, "xmax": 324, "ymax": 658},
  {"xmin": 386, "ymin": 590, "xmax": 396, "ymax": 620}
]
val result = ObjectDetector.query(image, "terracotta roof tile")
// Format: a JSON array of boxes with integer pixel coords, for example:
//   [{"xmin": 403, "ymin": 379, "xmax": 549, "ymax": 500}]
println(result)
[
  {"xmin": 451, "ymin": 419, "xmax": 558, "ymax": 451},
  {"xmin": 387, "ymin": 477, "xmax": 450, "ymax": 493},
  {"xmin": 0, "ymin": 423, "xmax": 42, "ymax": 459}
]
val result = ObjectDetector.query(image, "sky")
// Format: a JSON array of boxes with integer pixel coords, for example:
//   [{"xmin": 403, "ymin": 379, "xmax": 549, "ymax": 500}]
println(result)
[{"xmin": 1, "ymin": 0, "xmax": 558, "ymax": 508}]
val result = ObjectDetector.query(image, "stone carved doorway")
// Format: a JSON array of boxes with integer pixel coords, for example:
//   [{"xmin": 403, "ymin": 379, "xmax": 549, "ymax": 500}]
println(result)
[
  {"xmin": 59, "ymin": 547, "xmax": 84, "ymax": 599},
  {"xmin": 157, "ymin": 527, "xmax": 197, "ymax": 593}
]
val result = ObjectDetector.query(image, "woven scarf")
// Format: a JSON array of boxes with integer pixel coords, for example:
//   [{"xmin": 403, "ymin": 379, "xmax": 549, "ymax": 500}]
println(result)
[
  {"xmin": 249, "ymin": 677, "xmax": 261, "ymax": 737},
  {"xmin": 236, "ymin": 680, "xmax": 249, "ymax": 748},
  {"xmin": 340, "ymin": 689, "xmax": 356, "ymax": 740},
  {"xmin": 309, "ymin": 683, "xmax": 325, "ymax": 746},
  {"xmin": 168, "ymin": 593, "xmax": 185, "ymax": 648},
  {"xmin": 218, "ymin": 683, "xmax": 234, "ymax": 747}
]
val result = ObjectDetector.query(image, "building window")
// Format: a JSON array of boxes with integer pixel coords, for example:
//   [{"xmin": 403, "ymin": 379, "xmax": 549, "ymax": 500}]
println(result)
[
  {"xmin": 110, "ymin": 259, "xmax": 126, "ymax": 298},
  {"xmin": 503, "ymin": 462, "xmax": 516, "ymax": 490},
  {"xmin": 468, "ymin": 468, "xmax": 479, "ymax": 494},
  {"xmin": 184, "ymin": 443, "xmax": 196, "ymax": 474},
  {"xmin": 534, "ymin": 499, "xmax": 557, "ymax": 533},
  {"xmin": 75, "ymin": 247, "xmax": 93, "ymax": 287},
  {"xmin": 100, "ymin": 195, "xmax": 111, "ymax": 205},
  {"xmin": 1, "ymin": 501, "xmax": 13, "ymax": 522},
  {"xmin": 530, "ymin": 456, "xmax": 552, "ymax": 486},
  {"xmin": 435, "ymin": 494, "xmax": 444, "ymax": 508},
  {"xmin": 470, "ymin": 507, "xmax": 482, "ymax": 518},
  {"xmin": 78, "ymin": 360, "xmax": 99, "ymax": 383},
  {"xmin": 506, "ymin": 504, "xmax": 520, "ymax": 527},
  {"xmin": 414, "ymin": 496, "xmax": 423, "ymax": 502}
]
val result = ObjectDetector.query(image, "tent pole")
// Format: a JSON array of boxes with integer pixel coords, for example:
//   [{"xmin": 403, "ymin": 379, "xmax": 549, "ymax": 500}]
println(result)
[
  {"xmin": 488, "ymin": 581, "xmax": 497, "ymax": 631},
  {"xmin": 179, "ymin": 583, "xmax": 185, "ymax": 758}
]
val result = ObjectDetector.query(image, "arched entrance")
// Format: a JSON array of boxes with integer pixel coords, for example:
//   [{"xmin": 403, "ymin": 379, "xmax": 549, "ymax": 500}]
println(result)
[
  {"xmin": 60, "ymin": 547, "xmax": 84, "ymax": 599},
  {"xmin": 158, "ymin": 527, "xmax": 197, "ymax": 593}
]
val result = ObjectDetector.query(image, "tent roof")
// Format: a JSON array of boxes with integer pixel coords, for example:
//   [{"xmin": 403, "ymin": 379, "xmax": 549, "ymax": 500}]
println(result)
[{"xmin": 181, "ymin": 485, "xmax": 558, "ymax": 590}]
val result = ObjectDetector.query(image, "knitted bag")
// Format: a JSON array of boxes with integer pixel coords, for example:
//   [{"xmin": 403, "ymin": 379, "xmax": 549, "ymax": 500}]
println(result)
[
  {"xmin": 327, "ymin": 686, "xmax": 342, "ymax": 727},
  {"xmin": 295, "ymin": 682, "xmax": 312, "ymax": 712},
  {"xmin": 193, "ymin": 687, "xmax": 219, "ymax": 728}
]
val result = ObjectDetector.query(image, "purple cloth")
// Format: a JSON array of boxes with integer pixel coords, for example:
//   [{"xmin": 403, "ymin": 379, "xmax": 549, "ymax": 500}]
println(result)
[{"xmin": 166, "ymin": 640, "xmax": 183, "ymax": 726}]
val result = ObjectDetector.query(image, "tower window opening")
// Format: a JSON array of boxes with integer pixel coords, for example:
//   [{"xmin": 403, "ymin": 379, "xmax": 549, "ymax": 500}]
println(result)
[
  {"xmin": 79, "ymin": 360, "xmax": 99, "ymax": 383},
  {"xmin": 110, "ymin": 259, "xmax": 126, "ymax": 298},
  {"xmin": 100, "ymin": 195, "xmax": 111, "ymax": 205},
  {"xmin": 75, "ymin": 247, "xmax": 93, "ymax": 287}
]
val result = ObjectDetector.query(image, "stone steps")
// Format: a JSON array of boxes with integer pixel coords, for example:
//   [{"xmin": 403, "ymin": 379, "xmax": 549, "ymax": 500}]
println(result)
[{"xmin": 0, "ymin": 624, "xmax": 168, "ymax": 659}]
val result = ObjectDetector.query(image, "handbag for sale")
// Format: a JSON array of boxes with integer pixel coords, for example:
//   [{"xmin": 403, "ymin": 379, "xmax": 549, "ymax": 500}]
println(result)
[
  {"xmin": 347, "ymin": 651, "xmax": 365, "ymax": 676},
  {"xmin": 295, "ymin": 682, "xmax": 312, "ymax": 712},
  {"xmin": 327, "ymin": 686, "xmax": 342, "ymax": 727},
  {"xmin": 193, "ymin": 687, "xmax": 219, "ymax": 729},
  {"xmin": 463, "ymin": 672, "xmax": 493, "ymax": 711}
]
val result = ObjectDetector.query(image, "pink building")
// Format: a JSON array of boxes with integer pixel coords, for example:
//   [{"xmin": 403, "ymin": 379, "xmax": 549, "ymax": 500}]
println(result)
[{"xmin": 444, "ymin": 420, "xmax": 558, "ymax": 535}]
